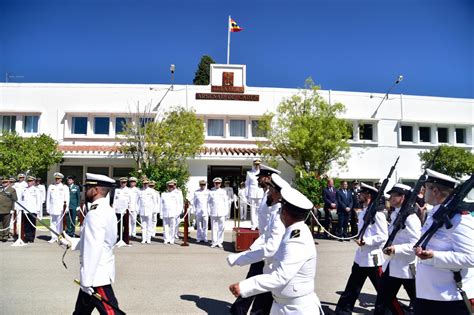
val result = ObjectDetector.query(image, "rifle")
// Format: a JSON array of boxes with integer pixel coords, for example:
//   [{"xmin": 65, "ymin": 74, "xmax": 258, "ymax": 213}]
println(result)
[
  {"xmin": 383, "ymin": 148, "xmax": 440, "ymax": 249},
  {"xmin": 414, "ymin": 174, "xmax": 473, "ymax": 250},
  {"xmin": 358, "ymin": 157, "xmax": 399, "ymax": 242}
]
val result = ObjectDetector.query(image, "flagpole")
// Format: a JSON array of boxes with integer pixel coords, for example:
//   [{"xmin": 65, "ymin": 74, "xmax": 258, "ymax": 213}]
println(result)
[{"xmin": 227, "ymin": 15, "xmax": 231, "ymax": 64}]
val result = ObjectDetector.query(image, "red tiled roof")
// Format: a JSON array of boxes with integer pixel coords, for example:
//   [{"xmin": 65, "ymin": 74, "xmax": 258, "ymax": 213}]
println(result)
[{"xmin": 58, "ymin": 145, "xmax": 260, "ymax": 156}]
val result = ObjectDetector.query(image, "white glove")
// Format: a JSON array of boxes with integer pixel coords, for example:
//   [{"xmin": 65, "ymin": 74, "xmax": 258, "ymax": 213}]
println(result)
[
  {"xmin": 80, "ymin": 285, "xmax": 94, "ymax": 295},
  {"xmin": 10, "ymin": 210, "xmax": 14, "ymax": 214},
  {"xmin": 76, "ymin": 207, "xmax": 81, "ymax": 211}
]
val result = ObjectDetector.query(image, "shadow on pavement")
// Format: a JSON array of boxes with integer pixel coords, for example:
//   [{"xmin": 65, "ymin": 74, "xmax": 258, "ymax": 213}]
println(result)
[
  {"xmin": 320, "ymin": 300, "xmax": 373, "ymax": 314},
  {"xmin": 181, "ymin": 294, "xmax": 231, "ymax": 314}
]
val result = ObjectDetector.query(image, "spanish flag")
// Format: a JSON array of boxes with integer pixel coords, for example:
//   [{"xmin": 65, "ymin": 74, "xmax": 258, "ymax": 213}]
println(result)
[{"xmin": 230, "ymin": 18, "xmax": 243, "ymax": 32}]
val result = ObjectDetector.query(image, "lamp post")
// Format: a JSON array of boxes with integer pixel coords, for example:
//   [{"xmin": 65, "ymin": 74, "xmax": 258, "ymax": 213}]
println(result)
[
  {"xmin": 151, "ymin": 64, "xmax": 176, "ymax": 114},
  {"xmin": 371, "ymin": 75, "xmax": 403, "ymax": 118}
]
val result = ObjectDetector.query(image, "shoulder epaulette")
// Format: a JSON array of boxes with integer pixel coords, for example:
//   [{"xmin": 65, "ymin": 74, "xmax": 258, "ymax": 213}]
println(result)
[
  {"xmin": 90, "ymin": 204, "xmax": 98, "ymax": 210},
  {"xmin": 290, "ymin": 229, "xmax": 301, "ymax": 239}
]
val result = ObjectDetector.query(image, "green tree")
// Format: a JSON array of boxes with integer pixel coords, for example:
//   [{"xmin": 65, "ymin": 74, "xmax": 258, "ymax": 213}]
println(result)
[
  {"xmin": 258, "ymin": 78, "xmax": 352, "ymax": 176},
  {"xmin": 0, "ymin": 132, "xmax": 63, "ymax": 176},
  {"xmin": 122, "ymin": 105, "xmax": 205, "ymax": 194},
  {"xmin": 193, "ymin": 55, "xmax": 215, "ymax": 85},
  {"xmin": 419, "ymin": 145, "xmax": 474, "ymax": 179}
]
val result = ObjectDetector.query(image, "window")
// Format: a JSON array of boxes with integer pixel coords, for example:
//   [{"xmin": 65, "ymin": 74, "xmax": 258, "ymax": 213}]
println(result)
[
  {"xmin": 207, "ymin": 119, "xmax": 224, "ymax": 136},
  {"xmin": 113, "ymin": 167, "xmax": 134, "ymax": 178},
  {"xmin": 24, "ymin": 115, "xmax": 39, "ymax": 133},
  {"xmin": 359, "ymin": 123, "xmax": 373, "ymax": 140},
  {"xmin": 71, "ymin": 117, "xmax": 87, "ymax": 134},
  {"xmin": 401, "ymin": 125, "xmax": 413, "ymax": 142},
  {"xmin": 230, "ymin": 120, "xmax": 246, "ymax": 137},
  {"xmin": 87, "ymin": 167, "xmax": 109, "ymax": 176},
  {"xmin": 455, "ymin": 128, "xmax": 466, "ymax": 144},
  {"xmin": 94, "ymin": 117, "xmax": 110, "ymax": 135},
  {"xmin": 140, "ymin": 117, "xmax": 153, "ymax": 127},
  {"xmin": 437, "ymin": 127, "xmax": 448, "ymax": 143},
  {"xmin": 0, "ymin": 115, "xmax": 16, "ymax": 133},
  {"xmin": 251, "ymin": 120, "xmax": 267, "ymax": 137},
  {"xmin": 60, "ymin": 166, "xmax": 84, "ymax": 185},
  {"xmin": 115, "ymin": 117, "xmax": 128, "ymax": 134},
  {"xmin": 419, "ymin": 127, "xmax": 431, "ymax": 143}
]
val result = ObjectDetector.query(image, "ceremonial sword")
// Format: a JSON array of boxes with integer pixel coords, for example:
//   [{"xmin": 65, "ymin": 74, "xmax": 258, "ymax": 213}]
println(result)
[{"xmin": 74, "ymin": 279, "xmax": 127, "ymax": 314}]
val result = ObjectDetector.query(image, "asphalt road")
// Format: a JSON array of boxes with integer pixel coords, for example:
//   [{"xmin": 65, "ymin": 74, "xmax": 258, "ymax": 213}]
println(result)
[{"xmin": 0, "ymin": 225, "xmax": 408, "ymax": 314}]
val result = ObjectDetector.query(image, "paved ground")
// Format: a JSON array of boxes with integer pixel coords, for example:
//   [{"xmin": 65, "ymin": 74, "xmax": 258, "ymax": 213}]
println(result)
[{"xmin": 0, "ymin": 222, "xmax": 409, "ymax": 314}]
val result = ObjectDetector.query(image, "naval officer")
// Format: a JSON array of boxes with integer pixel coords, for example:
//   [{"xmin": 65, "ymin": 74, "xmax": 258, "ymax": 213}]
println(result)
[
  {"xmin": 246, "ymin": 159, "xmax": 264, "ymax": 230},
  {"xmin": 229, "ymin": 186, "xmax": 322, "ymax": 314},
  {"xmin": 414, "ymin": 169, "xmax": 473, "ymax": 314},
  {"xmin": 46, "ymin": 172, "xmax": 69, "ymax": 243},
  {"xmin": 61, "ymin": 173, "xmax": 121, "ymax": 315}
]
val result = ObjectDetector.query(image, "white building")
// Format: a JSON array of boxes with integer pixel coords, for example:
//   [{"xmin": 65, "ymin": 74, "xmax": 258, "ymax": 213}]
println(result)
[{"xmin": 1, "ymin": 64, "xmax": 472, "ymax": 193}]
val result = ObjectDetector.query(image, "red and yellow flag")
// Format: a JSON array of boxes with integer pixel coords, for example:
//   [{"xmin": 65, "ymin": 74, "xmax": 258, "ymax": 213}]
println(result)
[{"xmin": 230, "ymin": 18, "xmax": 243, "ymax": 32}]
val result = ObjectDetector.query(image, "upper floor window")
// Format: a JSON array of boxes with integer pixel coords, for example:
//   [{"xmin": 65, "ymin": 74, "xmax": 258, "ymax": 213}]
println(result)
[
  {"xmin": 0, "ymin": 115, "xmax": 16, "ymax": 133},
  {"xmin": 455, "ymin": 128, "xmax": 466, "ymax": 144},
  {"xmin": 401, "ymin": 125, "xmax": 413, "ymax": 142},
  {"xmin": 437, "ymin": 127, "xmax": 448, "ymax": 143},
  {"xmin": 94, "ymin": 117, "xmax": 110, "ymax": 135},
  {"xmin": 207, "ymin": 119, "xmax": 224, "ymax": 137},
  {"xmin": 359, "ymin": 123, "xmax": 374, "ymax": 140},
  {"xmin": 419, "ymin": 126, "xmax": 431, "ymax": 143},
  {"xmin": 140, "ymin": 117, "xmax": 153, "ymax": 127},
  {"xmin": 24, "ymin": 115, "xmax": 39, "ymax": 133},
  {"xmin": 71, "ymin": 116, "xmax": 87, "ymax": 135},
  {"xmin": 251, "ymin": 120, "xmax": 267, "ymax": 137},
  {"xmin": 115, "ymin": 117, "xmax": 129, "ymax": 134},
  {"xmin": 229, "ymin": 119, "xmax": 246, "ymax": 137}
]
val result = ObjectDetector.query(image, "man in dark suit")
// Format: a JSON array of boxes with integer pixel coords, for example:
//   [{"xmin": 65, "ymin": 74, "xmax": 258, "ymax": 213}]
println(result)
[
  {"xmin": 322, "ymin": 178, "xmax": 337, "ymax": 237},
  {"xmin": 336, "ymin": 181, "xmax": 353, "ymax": 239}
]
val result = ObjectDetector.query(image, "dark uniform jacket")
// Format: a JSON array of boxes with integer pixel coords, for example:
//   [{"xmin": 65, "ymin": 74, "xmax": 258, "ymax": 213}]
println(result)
[
  {"xmin": 0, "ymin": 186, "xmax": 18, "ymax": 214},
  {"xmin": 69, "ymin": 184, "xmax": 81, "ymax": 210}
]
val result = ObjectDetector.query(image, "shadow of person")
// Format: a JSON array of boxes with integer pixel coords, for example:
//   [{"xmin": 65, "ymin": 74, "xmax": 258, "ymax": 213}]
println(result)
[
  {"xmin": 181, "ymin": 294, "xmax": 231, "ymax": 314},
  {"xmin": 320, "ymin": 300, "xmax": 372, "ymax": 314},
  {"xmin": 222, "ymin": 240, "xmax": 236, "ymax": 253}
]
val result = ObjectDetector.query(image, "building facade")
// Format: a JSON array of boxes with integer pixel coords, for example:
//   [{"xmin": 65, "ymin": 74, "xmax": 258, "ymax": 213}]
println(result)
[{"xmin": 1, "ymin": 64, "xmax": 473, "ymax": 193}]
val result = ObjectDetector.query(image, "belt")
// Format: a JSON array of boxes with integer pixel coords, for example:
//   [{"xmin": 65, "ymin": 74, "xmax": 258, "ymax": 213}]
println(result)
[{"xmin": 272, "ymin": 293, "xmax": 315, "ymax": 306}]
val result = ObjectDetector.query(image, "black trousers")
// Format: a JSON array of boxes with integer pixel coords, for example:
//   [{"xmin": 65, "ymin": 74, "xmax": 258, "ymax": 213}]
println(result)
[
  {"xmin": 374, "ymin": 264, "xmax": 415, "ymax": 315},
  {"xmin": 23, "ymin": 213, "xmax": 37, "ymax": 242},
  {"xmin": 335, "ymin": 262, "xmax": 381, "ymax": 315},
  {"xmin": 230, "ymin": 261, "xmax": 273, "ymax": 315},
  {"xmin": 337, "ymin": 211, "xmax": 350, "ymax": 237},
  {"xmin": 73, "ymin": 285, "xmax": 119, "ymax": 315},
  {"xmin": 0, "ymin": 213, "xmax": 11, "ymax": 240},
  {"xmin": 415, "ymin": 298, "xmax": 471, "ymax": 315},
  {"xmin": 349, "ymin": 209, "xmax": 358, "ymax": 236}
]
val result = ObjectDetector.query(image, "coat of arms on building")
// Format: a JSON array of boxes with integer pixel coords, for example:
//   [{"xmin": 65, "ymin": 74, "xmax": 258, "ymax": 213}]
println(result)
[{"xmin": 223, "ymin": 72, "xmax": 234, "ymax": 86}]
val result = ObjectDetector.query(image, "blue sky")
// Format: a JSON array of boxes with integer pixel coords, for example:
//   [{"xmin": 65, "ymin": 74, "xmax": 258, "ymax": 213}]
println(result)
[{"xmin": 1, "ymin": 0, "xmax": 473, "ymax": 98}]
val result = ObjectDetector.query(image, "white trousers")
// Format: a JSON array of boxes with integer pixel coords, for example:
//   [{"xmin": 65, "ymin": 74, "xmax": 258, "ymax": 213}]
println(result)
[
  {"xmin": 174, "ymin": 216, "xmax": 180, "ymax": 238},
  {"xmin": 196, "ymin": 214, "xmax": 208, "ymax": 241},
  {"xmin": 239, "ymin": 199, "xmax": 247, "ymax": 220},
  {"xmin": 163, "ymin": 217, "xmax": 176, "ymax": 244},
  {"xmin": 129, "ymin": 211, "xmax": 137, "ymax": 236},
  {"xmin": 211, "ymin": 216, "xmax": 225, "ymax": 246},
  {"xmin": 50, "ymin": 214, "xmax": 63, "ymax": 240},
  {"xmin": 151, "ymin": 213, "xmax": 157, "ymax": 237},
  {"xmin": 249, "ymin": 198, "xmax": 261, "ymax": 229},
  {"xmin": 140, "ymin": 215, "xmax": 152, "ymax": 242}
]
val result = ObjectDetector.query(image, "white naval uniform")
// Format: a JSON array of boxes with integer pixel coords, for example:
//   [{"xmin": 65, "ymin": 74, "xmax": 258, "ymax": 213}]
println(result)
[
  {"xmin": 128, "ymin": 186, "xmax": 140, "ymax": 237},
  {"xmin": 36, "ymin": 184, "xmax": 46, "ymax": 218},
  {"xmin": 19, "ymin": 186, "xmax": 41, "ymax": 214},
  {"xmin": 174, "ymin": 189, "xmax": 184, "ymax": 239},
  {"xmin": 68, "ymin": 197, "xmax": 117, "ymax": 287},
  {"xmin": 151, "ymin": 189, "xmax": 161, "ymax": 237},
  {"xmin": 209, "ymin": 187, "xmax": 229, "ymax": 246},
  {"xmin": 161, "ymin": 189, "xmax": 181, "ymax": 244},
  {"xmin": 416, "ymin": 204, "xmax": 474, "ymax": 301},
  {"xmin": 137, "ymin": 187, "xmax": 158, "ymax": 243},
  {"xmin": 257, "ymin": 191, "xmax": 271, "ymax": 235},
  {"xmin": 382, "ymin": 207, "xmax": 421, "ymax": 278},
  {"xmin": 355, "ymin": 209, "xmax": 388, "ymax": 267},
  {"xmin": 228, "ymin": 202, "xmax": 285, "ymax": 270},
  {"xmin": 238, "ymin": 187, "xmax": 248, "ymax": 220},
  {"xmin": 224, "ymin": 186, "xmax": 235, "ymax": 214},
  {"xmin": 13, "ymin": 181, "xmax": 28, "ymax": 211},
  {"xmin": 113, "ymin": 186, "xmax": 131, "ymax": 215},
  {"xmin": 239, "ymin": 221, "xmax": 321, "ymax": 315},
  {"xmin": 46, "ymin": 182, "xmax": 70, "ymax": 240},
  {"xmin": 246, "ymin": 168, "xmax": 264, "ymax": 230},
  {"xmin": 192, "ymin": 188, "xmax": 210, "ymax": 242}
]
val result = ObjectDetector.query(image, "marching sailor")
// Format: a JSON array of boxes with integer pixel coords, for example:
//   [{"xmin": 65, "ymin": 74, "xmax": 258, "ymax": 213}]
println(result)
[
  {"xmin": 335, "ymin": 183, "xmax": 388, "ymax": 315},
  {"xmin": 375, "ymin": 183, "xmax": 421, "ymax": 314},
  {"xmin": 414, "ymin": 169, "xmax": 473, "ymax": 314},
  {"xmin": 61, "ymin": 173, "xmax": 121, "ymax": 314},
  {"xmin": 229, "ymin": 186, "xmax": 322, "ymax": 314},
  {"xmin": 46, "ymin": 172, "xmax": 69, "ymax": 243}
]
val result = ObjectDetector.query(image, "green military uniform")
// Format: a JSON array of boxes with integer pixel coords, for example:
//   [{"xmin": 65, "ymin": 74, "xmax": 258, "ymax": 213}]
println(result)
[
  {"xmin": 0, "ymin": 177, "xmax": 18, "ymax": 241},
  {"xmin": 66, "ymin": 182, "xmax": 81, "ymax": 237}
]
